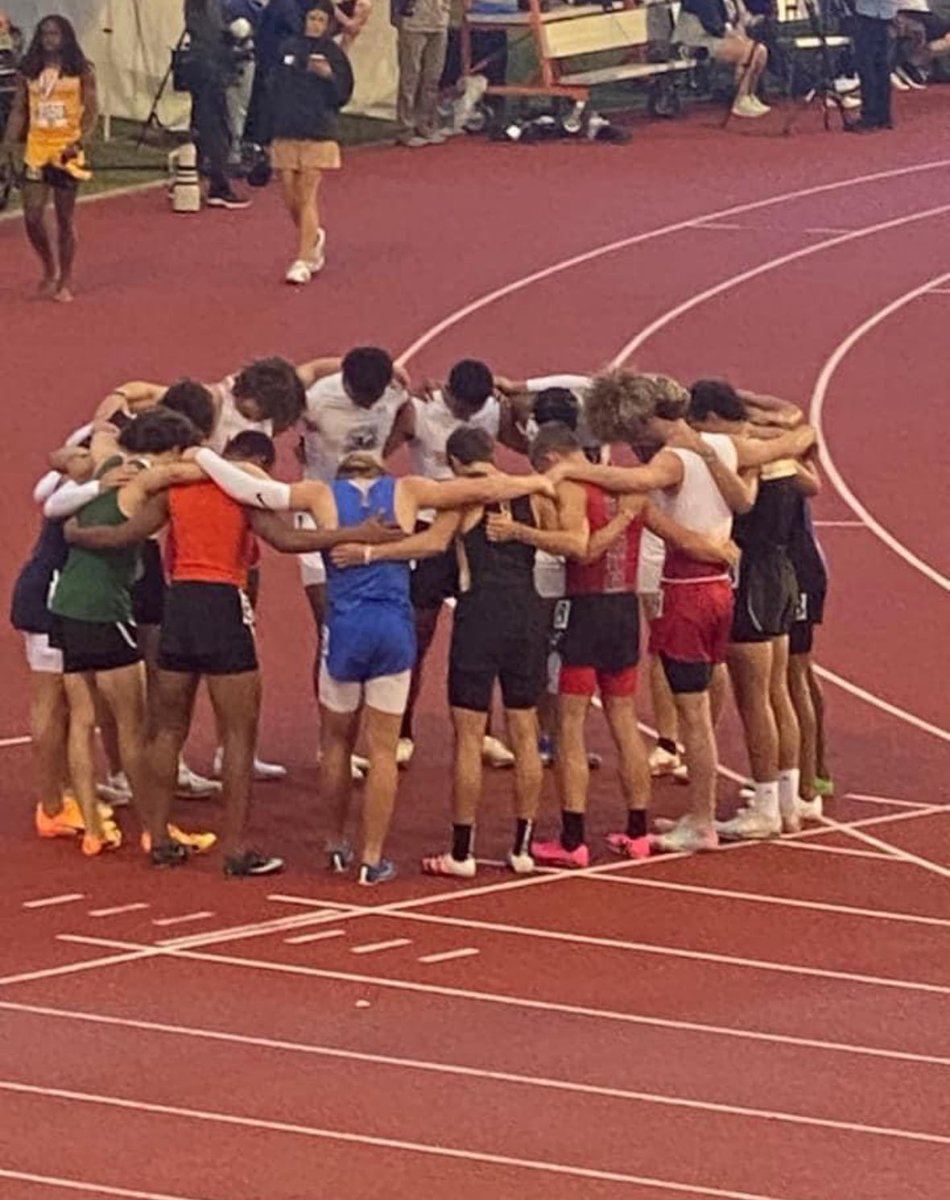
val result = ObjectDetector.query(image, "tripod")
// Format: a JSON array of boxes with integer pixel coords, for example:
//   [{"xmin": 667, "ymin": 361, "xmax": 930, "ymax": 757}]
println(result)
[
  {"xmin": 782, "ymin": 0, "xmax": 850, "ymax": 132},
  {"xmin": 137, "ymin": 29, "xmax": 188, "ymax": 147}
]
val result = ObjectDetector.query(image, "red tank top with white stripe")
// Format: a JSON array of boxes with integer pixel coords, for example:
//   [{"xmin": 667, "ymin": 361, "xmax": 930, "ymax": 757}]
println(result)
[
  {"xmin": 166, "ymin": 482, "xmax": 254, "ymax": 588},
  {"xmin": 565, "ymin": 483, "xmax": 642, "ymax": 596}
]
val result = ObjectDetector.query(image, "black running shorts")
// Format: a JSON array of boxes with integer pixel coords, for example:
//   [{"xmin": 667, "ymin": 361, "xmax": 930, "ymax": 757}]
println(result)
[
  {"xmin": 555, "ymin": 592, "xmax": 641, "ymax": 673},
  {"xmin": 448, "ymin": 592, "xmax": 546, "ymax": 712},
  {"xmin": 49, "ymin": 614, "xmax": 142, "ymax": 675},
  {"xmin": 131, "ymin": 538, "xmax": 166, "ymax": 627},
  {"xmin": 410, "ymin": 542, "xmax": 458, "ymax": 610},
  {"xmin": 158, "ymin": 582, "xmax": 258, "ymax": 675},
  {"xmin": 730, "ymin": 551, "xmax": 799, "ymax": 644}
]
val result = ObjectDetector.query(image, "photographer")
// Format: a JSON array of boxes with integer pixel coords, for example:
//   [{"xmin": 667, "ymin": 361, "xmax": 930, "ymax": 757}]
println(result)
[
  {"xmin": 223, "ymin": 0, "xmax": 262, "ymax": 169},
  {"xmin": 847, "ymin": 0, "xmax": 898, "ymax": 130},
  {"xmin": 270, "ymin": 0, "xmax": 353, "ymax": 284},
  {"xmin": 183, "ymin": 0, "xmax": 249, "ymax": 207}
]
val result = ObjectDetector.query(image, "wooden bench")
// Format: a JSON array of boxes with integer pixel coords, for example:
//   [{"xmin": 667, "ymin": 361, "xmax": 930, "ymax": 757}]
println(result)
[{"xmin": 462, "ymin": 0, "xmax": 694, "ymax": 102}]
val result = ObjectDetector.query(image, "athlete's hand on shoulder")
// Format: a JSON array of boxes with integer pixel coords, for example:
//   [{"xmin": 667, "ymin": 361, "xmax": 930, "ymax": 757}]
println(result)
[
  {"xmin": 348, "ymin": 514, "xmax": 405, "ymax": 545},
  {"xmin": 619, "ymin": 493, "xmax": 643, "ymax": 518},
  {"xmin": 92, "ymin": 416, "xmax": 120, "ymax": 438},
  {"xmin": 98, "ymin": 463, "xmax": 139, "ymax": 492},
  {"xmin": 544, "ymin": 461, "xmax": 571, "ymax": 487},
  {"xmin": 485, "ymin": 511, "xmax": 516, "ymax": 542},
  {"xmin": 664, "ymin": 420, "xmax": 706, "ymax": 454},
  {"xmin": 493, "ymin": 375, "xmax": 520, "ymax": 398},
  {"xmin": 63, "ymin": 517, "xmax": 81, "ymax": 544},
  {"xmin": 329, "ymin": 542, "xmax": 367, "ymax": 568}
]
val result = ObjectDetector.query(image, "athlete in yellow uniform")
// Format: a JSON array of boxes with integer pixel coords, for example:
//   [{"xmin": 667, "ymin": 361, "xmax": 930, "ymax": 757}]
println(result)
[{"xmin": 2, "ymin": 15, "xmax": 97, "ymax": 301}]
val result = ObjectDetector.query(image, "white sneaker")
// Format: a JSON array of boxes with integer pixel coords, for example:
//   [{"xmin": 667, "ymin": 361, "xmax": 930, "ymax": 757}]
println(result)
[
  {"xmin": 717, "ymin": 807, "xmax": 782, "ymax": 841},
  {"xmin": 285, "ymin": 259, "xmax": 312, "ymax": 285},
  {"xmin": 351, "ymin": 755, "xmax": 368, "ymax": 781},
  {"xmin": 506, "ymin": 850, "xmax": 535, "ymax": 874},
  {"xmin": 796, "ymin": 795, "xmax": 823, "ymax": 822},
  {"xmin": 253, "ymin": 756, "xmax": 287, "ymax": 781},
  {"xmin": 307, "ymin": 228, "xmax": 326, "ymax": 273},
  {"xmin": 649, "ymin": 745, "xmax": 683, "ymax": 778},
  {"xmin": 422, "ymin": 852, "xmax": 476, "ymax": 878},
  {"xmin": 835, "ymin": 75, "xmax": 860, "ymax": 94},
  {"xmin": 97, "ymin": 771, "xmax": 132, "ymax": 807},
  {"xmin": 652, "ymin": 820, "xmax": 719, "ymax": 853},
  {"xmin": 482, "ymin": 735, "xmax": 515, "ymax": 769},
  {"xmin": 749, "ymin": 96, "xmax": 771, "ymax": 115},
  {"xmin": 890, "ymin": 71, "xmax": 910, "ymax": 91},
  {"xmin": 396, "ymin": 737, "xmax": 415, "ymax": 768},
  {"xmin": 732, "ymin": 95, "xmax": 766, "ymax": 119},
  {"xmin": 177, "ymin": 761, "xmax": 222, "ymax": 799},
  {"xmin": 828, "ymin": 94, "xmax": 861, "ymax": 110}
]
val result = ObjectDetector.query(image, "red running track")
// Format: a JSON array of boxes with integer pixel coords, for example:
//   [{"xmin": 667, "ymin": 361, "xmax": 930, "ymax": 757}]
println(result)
[{"xmin": 1, "ymin": 93, "xmax": 949, "ymax": 1199}]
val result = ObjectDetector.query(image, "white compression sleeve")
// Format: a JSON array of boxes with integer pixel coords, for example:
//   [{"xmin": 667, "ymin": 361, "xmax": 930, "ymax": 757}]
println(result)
[
  {"xmin": 65, "ymin": 421, "xmax": 95, "ymax": 447},
  {"xmin": 43, "ymin": 479, "xmax": 101, "ymax": 521},
  {"xmin": 525, "ymin": 374, "xmax": 592, "ymax": 394},
  {"xmin": 33, "ymin": 472, "xmax": 63, "ymax": 505},
  {"xmin": 195, "ymin": 448, "xmax": 292, "ymax": 510}
]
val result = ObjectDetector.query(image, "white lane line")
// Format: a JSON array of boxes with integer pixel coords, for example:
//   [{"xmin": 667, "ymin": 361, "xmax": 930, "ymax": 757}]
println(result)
[
  {"xmin": 268, "ymin": 894, "xmax": 360, "ymax": 910},
  {"xmin": 88, "ymin": 903, "xmax": 150, "ymax": 918},
  {"xmin": 419, "ymin": 948, "xmax": 480, "ymax": 964},
  {"xmin": 396, "ymin": 158, "xmax": 950, "ymax": 367},
  {"xmin": 803, "ymin": 226, "xmax": 854, "ymax": 233},
  {"xmin": 846, "ymin": 793, "xmax": 936, "ymax": 811},
  {"xmin": 0, "ymin": 1078, "xmax": 858, "ymax": 1199},
  {"xmin": 0, "ymin": 735, "xmax": 30, "ymax": 748},
  {"xmin": 810, "ymin": 269, "xmax": 950, "ymax": 595},
  {"xmin": 45, "ymin": 936, "xmax": 950, "ymax": 1068},
  {"xmin": 0, "ymin": 1000, "xmax": 944, "ymax": 1146},
  {"xmin": 0, "ymin": 1169, "xmax": 212, "ymax": 1200},
  {"xmin": 372, "ymin": 911, "xmax": 950, "ymax": 997},
  {"xmin": 777, "ymin": 842, "xmax": 896, "ymax": 862},
  {"xmin": 284, "ymin": 930, "xmax": 346, "ymax": 945},
  {"xmin": 613, "ymin": 203, "xmax": 950, "ymax": 367},
  {"xmin": 152, "ymin": 912, "xmax": 215, "ymax": 929},
  {"xmin": 813, "ymin": 520, "xmax": 867, "ymax": 528},
  {"xmin": 22, "ymin": 894, "xmax": 84, "ymax": 910},
  {"xmin": 924, "ymin": 287, "xmax": 950, "ymax": 293},
  {"xmin": 690, "ymin": 221, "xmax": 746, "ymax": 231},
  {"xmin": 810, "ymin": 813, "xmax": 950, "ymax": 881},
  {"xmin": 3, "ymin": 806, "xmax": 942, "ymax": 993},
  {"xmin": 351, "ymin": 938, "xmax": 412, "ymax": 955},
  {"xmin": 587, "ymin": 875, "xmax": 950, "ymax": 928},
  {"xmin": 812, "ymin": 664, "xmax": 950, "ymax": 745}
]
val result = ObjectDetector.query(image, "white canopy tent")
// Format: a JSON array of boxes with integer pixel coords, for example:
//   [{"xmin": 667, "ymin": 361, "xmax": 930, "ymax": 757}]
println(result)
[{"xmin": 3, "ymin": 0, "xmax": 397, "ymax": 129}]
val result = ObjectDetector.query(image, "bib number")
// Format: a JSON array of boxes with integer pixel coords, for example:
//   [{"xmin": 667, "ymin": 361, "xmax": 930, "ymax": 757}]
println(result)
[
  {"xmin": 37, "ymin": 100, "xmax": 68, "ymax": 129},
  {"xmin": 795, "ymin": 591, "xmax": 808, "ymax": 622}
]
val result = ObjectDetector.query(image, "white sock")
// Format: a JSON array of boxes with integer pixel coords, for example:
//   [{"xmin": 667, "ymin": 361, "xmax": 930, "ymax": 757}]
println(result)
[
  {"xmin": 752, "ymin": 781, "xmax": 780, "ymax": 821},
  {"xmin": 778, "ymin": 768, "xmax": 801, "ymax": 815}
]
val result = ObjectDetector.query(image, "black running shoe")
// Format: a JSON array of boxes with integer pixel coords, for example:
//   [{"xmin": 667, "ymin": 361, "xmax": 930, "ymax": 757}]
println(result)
[
  {"xmin": 224, "ymin": 849, "xmax": 285, "ymax": 877},
  {"xmin": 207, "ymin": 188, "xmax": 251, "ymax": 210},
  {"xmin": 150, "ymin": 840, "xmax": 190, "ymax": 869}
]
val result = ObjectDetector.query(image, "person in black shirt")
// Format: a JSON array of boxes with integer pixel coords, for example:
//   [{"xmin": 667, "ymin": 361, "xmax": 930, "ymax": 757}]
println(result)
[{"xmin": 270, "ymin": 0, "xmax": 354, "ymax": 285}]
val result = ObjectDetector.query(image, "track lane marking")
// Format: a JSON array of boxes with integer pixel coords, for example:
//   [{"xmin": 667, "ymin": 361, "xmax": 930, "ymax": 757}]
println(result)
[{"xmin": 0, "ymin": 1000, "xmax": 944, "ymax": 1144}]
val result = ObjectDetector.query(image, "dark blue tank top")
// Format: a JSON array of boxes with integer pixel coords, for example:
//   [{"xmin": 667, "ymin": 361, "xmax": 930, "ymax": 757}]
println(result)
[{"xmin": 10, "ymin": 518, "xmax": 69, "ymax": 634}]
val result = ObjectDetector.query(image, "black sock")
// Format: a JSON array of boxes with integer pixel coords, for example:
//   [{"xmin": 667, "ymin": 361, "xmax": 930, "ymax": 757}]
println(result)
[
  {"xmin": 658, "ymin": 737, "xmax": 677, "ymax": 756},
  {"xmin": 513, "ymin": 818, "xmax": 533, "ymax": 857},
  {"xmin": 451, "ymin": 823, "xmax": 473, "ymax": 862},
  {"xmin": 561, "ymin": 810, "xmax": 585, "ymax": 851},
  {"xmin": 400, "ymin": 713, "xmax": 413, "ymax": 740},
  {"xmin": 626, "ymin": 809, "xmax": 648, "ymax": 839}
]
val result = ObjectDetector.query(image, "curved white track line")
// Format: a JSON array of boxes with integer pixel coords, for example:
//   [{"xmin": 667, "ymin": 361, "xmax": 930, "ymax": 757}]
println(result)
[
  {"xmin": 610, "ymin": 203, "xmax": 950, "ymax": 365},
  {"xmin": 810, "ymin": 271, "xmax": 950, "ymax": 594},
  {"xmin": 813, "ymin": 665, "xmax": 949, "ymax": 744},
  {"xmin": 396, "ymin": 159, "xmax": 950, "ymax": 367}
]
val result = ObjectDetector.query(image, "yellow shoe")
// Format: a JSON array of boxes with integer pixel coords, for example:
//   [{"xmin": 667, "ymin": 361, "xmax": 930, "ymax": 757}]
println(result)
[
  {"xmin": 35, "ymin": 796, "xmax": 84, "ymax": 839},
  {"xmin": 81, "ymin": 823, "xmax": 123, "ymax": 857},
  {"xmin": 141, "ymin": 824, "xmax": 217, "ymax": 855}
]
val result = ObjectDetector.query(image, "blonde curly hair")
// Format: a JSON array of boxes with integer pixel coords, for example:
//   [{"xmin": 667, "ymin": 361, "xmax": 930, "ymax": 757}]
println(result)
[{"xmin": 584, "ymin": 370, "xmax": 688, "ymax": 443}]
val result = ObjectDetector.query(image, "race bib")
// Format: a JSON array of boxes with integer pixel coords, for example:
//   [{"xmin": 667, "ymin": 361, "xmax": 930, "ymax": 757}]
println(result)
[
  {"xmin": 239, "ymin": 589, "xmax": 256, "ymax": 631},
  {"xmin": 36, "ymin": 100, "xmax": 67, "ymax": 128},
  {"xmin": 795, "ymin": 592, "xmax": 808, "ymax": 622}
]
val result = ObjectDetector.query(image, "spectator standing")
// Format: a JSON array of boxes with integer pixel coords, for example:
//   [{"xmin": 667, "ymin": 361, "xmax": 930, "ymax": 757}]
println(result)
[
  {"xmin": 183, "ymin": 0, "xmax": 249, "ymax": 207},
  {"xmin": 270, "ymin": 0, "xmax": 354, "ymax": 285},
  {"xmin": 392, "ymin": 0, "xmax": 450, "ymax": 146},
  {"xmin": 222, "ymin": 0, "xmax": 263, "ymax": 168},
  {"xmin": 847, "ymin": 0, "xmax": 899, "ymax": 130}
]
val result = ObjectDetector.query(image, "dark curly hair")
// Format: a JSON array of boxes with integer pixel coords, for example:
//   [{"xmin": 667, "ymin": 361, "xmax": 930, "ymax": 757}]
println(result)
[
  {"xmin": 21, "ymin": 14, "xmax": 90, "ymax": 79},
  {"xmin": 233, "ymin": 356, "xmax": 306, "ymax": 433},
  {"xmin": 162, "ymin": 379, "xmax": 216, "ymax": 439},
  {"xmin": 118, "ymin": 409, "xmax": 203, "ymax": 456}
]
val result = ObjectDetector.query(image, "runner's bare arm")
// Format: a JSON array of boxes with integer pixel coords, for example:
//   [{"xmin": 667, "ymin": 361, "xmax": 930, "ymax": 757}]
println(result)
[
  {"xmin": 551, "ymin": 450, "xmax": 682, "ymax": 494},
  {"xmin": 485, "ymin": 482, "xmax": 588, "ymax": 557},
  {"xmin": 382, "ymin": 399, "xmax": 416, "ymax": 458},
  {"xmin": 643, "ymin": 502, "xmax": 740, "ymax": 568},
  {"xmin": 2, "ymin": 76, "xmax": 27, "ymax": 144},
  {"xmin": 497, "ymin": 397, "xmax": 530, "ymax": 456},
  {"xmin": 738, "ymin": 389, "xmax": 804, "ymax": 429},
  {"xmin": 295, "ymin": 356, "xmax": 343, "ymax": 388},
  {"xmin": 734, "ymin": 424, "xmax": 816, "ymax": 469},
  {"xmin": 582, "ymin": 494, "xmax": 642, "ymax": 563},
  {"xmin": 330, "ymin": 510, "xmax": 461, "ymax": 568},
  {"xmin": 63, "ymin": 494, "xmax": 170, "ymax": 548},
  {"xmin": 249, "ymin": 510, "xmax": 402, "ymax": 553},
  {"xmin": 95, "ymin": 382, "xmax": 168, "ymax": 419},
  {"xmin": 664, "ymin": 420, "xmax": 756, "ymax": 514},
  {"xmin": 405, "ymin": 471, "xmax": 556, "ymax": 512},
  {"xmin": 792, "ymin": 456, "xmax": 821, "ymax": 497}
]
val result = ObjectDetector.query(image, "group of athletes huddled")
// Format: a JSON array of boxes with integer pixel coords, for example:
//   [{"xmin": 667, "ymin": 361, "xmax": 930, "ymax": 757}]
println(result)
[{"xmin": 11, "ymin": 347, "xmax": 831, "ymax": 883}]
